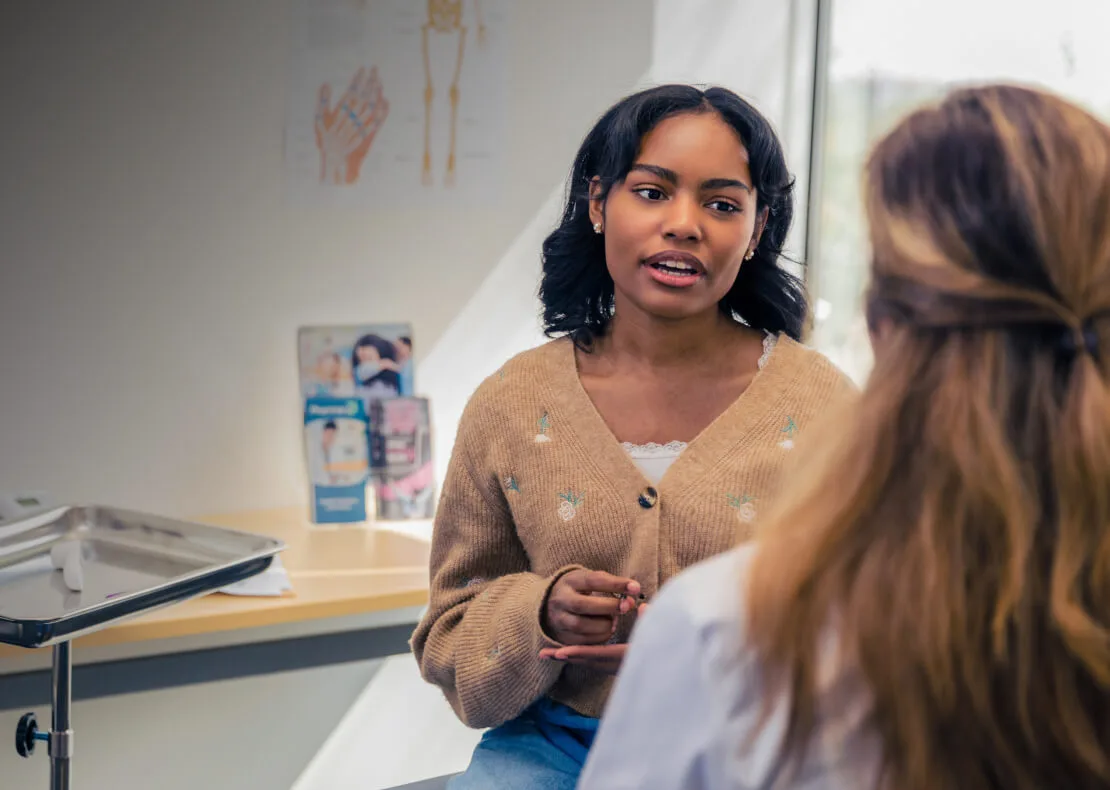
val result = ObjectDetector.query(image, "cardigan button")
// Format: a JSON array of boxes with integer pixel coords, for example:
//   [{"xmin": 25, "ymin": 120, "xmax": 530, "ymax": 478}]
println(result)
[{"xmin": 637, "ymin": 487, "xmax": 658, "ymax": 509}]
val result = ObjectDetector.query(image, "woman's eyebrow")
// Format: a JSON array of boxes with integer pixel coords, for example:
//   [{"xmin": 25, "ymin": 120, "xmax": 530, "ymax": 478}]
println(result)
[
  {"xmin": 628, "ymin": 163, "xmax": 678, "ymax": 183},
  {"xmin": 628, "ymin": 163, "xmax": 751, "ymax": 193},
  {"xmin": 701, "ymin": 177, "xmax": 751, "ymax": 193}
]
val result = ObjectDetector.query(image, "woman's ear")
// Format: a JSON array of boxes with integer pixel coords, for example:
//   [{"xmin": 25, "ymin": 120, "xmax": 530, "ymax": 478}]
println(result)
[
  {"xmin": 588, "ymin": 177, "xmax": 605, "ymax": 230},
  {"xmin": 749, "ymin": 207, "xmax": 769, "ymax": 255}
]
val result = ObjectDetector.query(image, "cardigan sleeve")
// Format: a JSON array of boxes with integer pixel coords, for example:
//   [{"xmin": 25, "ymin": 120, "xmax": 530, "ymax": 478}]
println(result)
[{"xmin": 410, "ymin": 389, "xmax": 582, "ymax": 728}]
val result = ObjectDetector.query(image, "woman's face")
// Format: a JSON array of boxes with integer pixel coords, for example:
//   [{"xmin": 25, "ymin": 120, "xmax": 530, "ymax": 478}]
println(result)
[
  {"xmin": 590, "ymin": 111, "xmax": 765, "ymax": 322},
  {"xmin": 319, "ymin": 353, "xmax": 340, "ymax": 378},
  {"xmin": 356, "ymin": 345, "xmax": 381, "ymax": 363}
]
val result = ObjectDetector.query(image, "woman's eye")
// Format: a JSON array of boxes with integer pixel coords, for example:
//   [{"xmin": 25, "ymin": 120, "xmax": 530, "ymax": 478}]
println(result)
[
  {"xmin": 633, "ymin": 187, "xmax": 665, "ymax": 201},
  {"xmin": 708, "ymin": 200, "xmax": 740, "ymax": 214}
]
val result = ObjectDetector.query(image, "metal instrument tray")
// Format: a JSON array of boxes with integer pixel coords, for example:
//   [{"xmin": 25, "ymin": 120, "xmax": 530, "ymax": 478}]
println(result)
[{"xmin": 0, "ymin": 505, "xmax": 284, "ymax": 648}]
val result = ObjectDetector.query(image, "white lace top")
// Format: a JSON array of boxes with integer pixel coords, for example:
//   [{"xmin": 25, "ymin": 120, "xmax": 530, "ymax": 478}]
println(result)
[{"xmin": 622, "ymin": 334, "xmax": 778, "ymax": 484}]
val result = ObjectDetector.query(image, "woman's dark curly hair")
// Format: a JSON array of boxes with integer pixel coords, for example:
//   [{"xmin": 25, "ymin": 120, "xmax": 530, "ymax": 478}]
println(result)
[{"xmin": 539, "ymin": 84, "xmax": 807, "ymax": 347}]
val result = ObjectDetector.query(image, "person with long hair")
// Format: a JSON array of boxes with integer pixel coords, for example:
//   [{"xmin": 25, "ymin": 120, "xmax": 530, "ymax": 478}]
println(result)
[
  {"xmin": 578, "ymin": 83, "xmax": 1110, "ymax": 790},
  {"xmin": 351, "ymin": 332, "xmax": 402, "ymax": 394},
  {"xmin": 410, "ymin": 83, "xmax": 853, "ymax": 789}
]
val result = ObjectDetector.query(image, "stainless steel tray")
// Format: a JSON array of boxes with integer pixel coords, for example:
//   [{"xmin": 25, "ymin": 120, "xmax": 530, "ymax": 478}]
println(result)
[{"xmin": 0, "ymin": 505, "xmax": 285, "ymax": 648}]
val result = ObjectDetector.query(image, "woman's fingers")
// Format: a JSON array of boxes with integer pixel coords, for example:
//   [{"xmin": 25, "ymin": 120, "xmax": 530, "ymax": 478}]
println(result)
[
  {"xmin": 561, "ymin": 592, "xmax": 623, "ymax": 618},
  {"xmin": 568, "ymin": 570, "xmax": 640, "ymax": 598},
  {"xmin": 548, "ymin": 644, "xmax": 626, "ymax": 661},
  {"xmin": 549, "ymin": 611, "xmax": 615, "ymax": 644},
  {"xmin": 540, "ymin": 644, "xmax": 628, "ymax": 675},
  {"xmin": 545, "ymin": 569, "xmax": 645, "ymax": 646}
]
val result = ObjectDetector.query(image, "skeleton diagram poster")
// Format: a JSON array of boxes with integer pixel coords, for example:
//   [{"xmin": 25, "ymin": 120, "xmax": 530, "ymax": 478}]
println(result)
[{"xmin": 285, "ymin": 0, "xmax": 507, "ymax": 205}]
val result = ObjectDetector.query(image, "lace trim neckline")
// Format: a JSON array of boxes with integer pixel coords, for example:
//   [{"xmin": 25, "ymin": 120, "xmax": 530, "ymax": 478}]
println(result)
[
  {"xmin": 622, "ymin": 439, "xmax": 688, "ymax": 457},
  {"xmin": 758, "ymin": 332, "xmax": 777, "ymax": 371},
  {"xmin": 622, "ymin": 333, "xmax": 778, "ymax": 455}
]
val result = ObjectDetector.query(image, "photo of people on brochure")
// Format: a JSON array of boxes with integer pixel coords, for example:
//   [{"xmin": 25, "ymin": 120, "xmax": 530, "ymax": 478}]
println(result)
[{"xmin": 298, "ymin": 323, "xmax": 415, "ymax": 405}]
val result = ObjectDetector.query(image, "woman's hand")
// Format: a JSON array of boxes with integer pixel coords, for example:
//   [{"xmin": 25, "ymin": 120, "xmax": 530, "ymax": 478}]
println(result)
[
  {"xmin": 542, "ymin": 570, "xmax": 640, "ymax": 646},
  {"xmin": 540, "ymin": 603, "xmax": 649, "ymax": 674}
]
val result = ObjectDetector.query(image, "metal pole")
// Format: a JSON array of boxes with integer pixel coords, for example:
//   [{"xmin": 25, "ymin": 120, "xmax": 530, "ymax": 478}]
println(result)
[{"xmin": 49, "ymin": 641, "xmax": 73, "ymax": 790}]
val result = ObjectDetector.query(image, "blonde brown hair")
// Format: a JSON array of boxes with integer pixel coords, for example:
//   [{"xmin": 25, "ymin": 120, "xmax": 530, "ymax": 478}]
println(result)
[{"xmin": 748, "ymin": 84, "xmax": 1110, "ymax": 789}]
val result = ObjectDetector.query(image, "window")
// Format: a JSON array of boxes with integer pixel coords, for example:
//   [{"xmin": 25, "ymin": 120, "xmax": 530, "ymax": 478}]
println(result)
[{"xmin": 807, "ymin": 0, "xmax": 1110, "ymax": 384}]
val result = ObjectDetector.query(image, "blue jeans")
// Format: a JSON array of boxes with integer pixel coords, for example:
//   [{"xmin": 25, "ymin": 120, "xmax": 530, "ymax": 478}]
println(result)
[{"xmin": 447, "ymin": 698, "xmax": 599, "ymax": 790}]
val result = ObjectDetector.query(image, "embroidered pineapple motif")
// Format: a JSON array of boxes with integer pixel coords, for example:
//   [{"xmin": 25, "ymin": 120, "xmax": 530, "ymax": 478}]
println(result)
[
  {"xmin": 727, "ymin": 493, "xmax": 758, "ymax": 523},
  {"xmin": 505, "ymin": 474, "xmax": 520, "ymax": 493},
  {"xmin": 534, "ymin": 411, "xmax": 552, "ymax": 443},
  {"xmin": 557, "ymin": 490, "xmax": 584, "ymax": 521},
  {"xmin": 780, "ymin": 416, "xmax": 798, "ymax": 449}
]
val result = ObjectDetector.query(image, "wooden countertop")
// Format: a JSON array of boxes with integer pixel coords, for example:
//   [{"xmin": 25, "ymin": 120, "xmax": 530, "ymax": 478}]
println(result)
[{"xmin": 0, "ymin": 507, "xmax": 432, "ymax": 656}]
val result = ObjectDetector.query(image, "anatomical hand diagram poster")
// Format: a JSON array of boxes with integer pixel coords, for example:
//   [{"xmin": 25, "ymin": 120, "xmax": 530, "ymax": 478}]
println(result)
[{"xmin": 285, "ymin": 0, "xmax": 507, "ymax": 205}]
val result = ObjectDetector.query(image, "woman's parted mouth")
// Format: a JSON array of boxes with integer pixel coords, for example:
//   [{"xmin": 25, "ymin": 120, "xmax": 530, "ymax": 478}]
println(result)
[
  {"xmin": 641, "ymin": 250, "xmax": 705, "ymax": 273},
  {"xmin": 640, "ymin": 251, "xmax": 706, "ymax": 288}
]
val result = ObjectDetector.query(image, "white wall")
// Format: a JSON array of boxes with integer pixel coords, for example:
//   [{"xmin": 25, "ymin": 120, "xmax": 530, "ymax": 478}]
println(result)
[
  {"xmin": 0, "ymin": 2, "xmax": 652, "ymax": 788},
  {"xmin": 0, "ymin": 0, "xmax": 653, "ymax": 519},
  {"xmin": 0, "ymin": 660, "xmax": 383, "ymax": 790}
]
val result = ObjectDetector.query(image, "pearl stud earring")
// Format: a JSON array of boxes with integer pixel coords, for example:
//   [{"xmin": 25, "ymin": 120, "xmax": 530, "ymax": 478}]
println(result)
[{"xmin": 593, "ymin": 222, "xmax": 603, "ymax": 234}]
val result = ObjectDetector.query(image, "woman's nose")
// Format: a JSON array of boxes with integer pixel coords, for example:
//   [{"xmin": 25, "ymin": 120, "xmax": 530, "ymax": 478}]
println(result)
[{"xmin": 661, "ymin": 196, "xmax": 701, "ymax": 242}]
